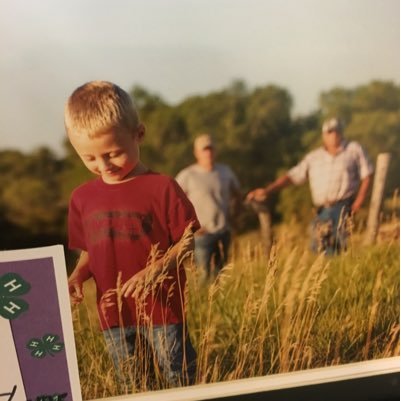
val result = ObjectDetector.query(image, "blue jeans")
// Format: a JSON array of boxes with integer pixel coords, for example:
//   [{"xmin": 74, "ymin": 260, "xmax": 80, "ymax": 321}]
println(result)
[
  {"xmin": 311, "ymin": 198, "xmax": 352, "ymax": 255},
  {"xmin": 103, "ymin": 323, "xmax": 197, "ymax": 389},
  {"xmin": 194, "ymin": 230, "xmax": 231, "ymax": 275}
]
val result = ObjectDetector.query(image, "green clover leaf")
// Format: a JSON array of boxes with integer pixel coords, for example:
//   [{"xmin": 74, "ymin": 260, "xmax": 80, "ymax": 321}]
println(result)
[
  {"xmin": 0, "ymin": 272, "xmax": 30, "ymax": 320},
  {"xmin": 34, "ymin": 394, "xmax": 68, "ymax": 401},
  {"xmin": 27, "ymin": 334, "xmax": 64, "ymax": 359}
]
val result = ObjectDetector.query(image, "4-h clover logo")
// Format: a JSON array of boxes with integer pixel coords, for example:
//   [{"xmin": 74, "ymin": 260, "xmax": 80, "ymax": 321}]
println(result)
[
  {"xmin": 0, "ymin": 272, "xmax": 31, "ymax": 320},
  {"xmin": 27, "ymin": 334, "xmax": 65, "ymax": 359}
]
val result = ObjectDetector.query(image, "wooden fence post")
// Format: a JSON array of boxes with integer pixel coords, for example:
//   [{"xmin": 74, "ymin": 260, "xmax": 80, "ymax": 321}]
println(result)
[
  {"xmin": 248, "ymin": 200, "xmax": 272, "ymax": 255},
  {"xmin": 365, "ymin": 153, "xmax": 391, "ymax": 245}
]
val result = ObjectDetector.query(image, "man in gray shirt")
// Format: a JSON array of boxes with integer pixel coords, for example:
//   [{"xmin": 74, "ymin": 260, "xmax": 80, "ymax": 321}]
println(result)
[{"xmin": 176, "ymin": 134, "xmax": 241, "ymax": 276}]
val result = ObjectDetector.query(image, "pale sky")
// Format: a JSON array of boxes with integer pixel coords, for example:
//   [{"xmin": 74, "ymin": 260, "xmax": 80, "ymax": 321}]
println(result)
[{"xmin": 1, "ymin": 0, "xmax": 399, "ymax": 155}]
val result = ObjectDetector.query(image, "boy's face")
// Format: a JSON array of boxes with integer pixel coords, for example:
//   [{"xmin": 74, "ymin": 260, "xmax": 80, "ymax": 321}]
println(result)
[{"xmin": 69, "ymin": 125, "xmax": 144, "ymax": 184}]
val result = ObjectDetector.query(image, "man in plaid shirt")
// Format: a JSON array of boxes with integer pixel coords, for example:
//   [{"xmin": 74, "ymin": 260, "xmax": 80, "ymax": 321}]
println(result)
[{"xmin": 247, "ymin": 117, "xmax": 374, "ymax": 254}]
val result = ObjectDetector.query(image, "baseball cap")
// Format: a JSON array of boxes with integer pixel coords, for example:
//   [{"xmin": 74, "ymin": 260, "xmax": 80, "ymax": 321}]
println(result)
[
  {"xmin": 194, "ymin": 134, "xmax": 214, "ymax": 151},
  {"xmin": 322, "ymin": 117, "xmax": 344, "ymax": 134}
]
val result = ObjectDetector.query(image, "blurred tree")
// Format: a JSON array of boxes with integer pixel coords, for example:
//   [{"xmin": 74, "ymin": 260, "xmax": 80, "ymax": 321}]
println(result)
[
  {"xmin": 3, "ymin": 177, "xmax": 60, "ymax": 234},
  {"xmin": 129, "ymin": 86, "xmax": 192, "ymax": 176},
  {"xmin": 346, "ymin": 110, "xmax": 400, "ymax": 196},
  {"xmin": 0, "ymin": 148, "xmax": 65, "ymax": 249},
  {"xmin": 59, "ymin": 139, "xmax": 93, "ymax": 202},
  {"xmin": 0, "ymin": 150, "xmax": 29, "ymax": 179},
  {"xmin": 240, "ymin": 85, "xmax": 294, "ymax": 189},
  {"xmin": 140, "ymin": 106, "xmax": 190, "ymax": 175},
  {"xmin": 0, "ymin": 79, "xmax": 398, "ymax": 251},
  {"xmin": 130, "ymin": 85, "xmax": 166, "ymax": 114},
  {"xmin": 352, "ymin": 81, "xmax": 399, "ymax": 112},
  {"xmin": 319, "ymin": 87, "xmax": 353, "ymax": 124}
]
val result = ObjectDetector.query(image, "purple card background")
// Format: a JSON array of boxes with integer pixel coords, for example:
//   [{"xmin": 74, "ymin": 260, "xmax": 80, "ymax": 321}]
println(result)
[{"xmin": 0, "ymin": 257, "xmax": 72, "ymax": 401}]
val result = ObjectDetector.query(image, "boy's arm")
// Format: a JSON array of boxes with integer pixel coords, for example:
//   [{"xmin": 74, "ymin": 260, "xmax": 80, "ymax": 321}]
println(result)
[
  {"xmin": 68, "ymin": 250, "xmax": 92, "ymax": 305},
  {"xmin": 121, "ymin": 227, "xmax": 195, "ymax": 299}
]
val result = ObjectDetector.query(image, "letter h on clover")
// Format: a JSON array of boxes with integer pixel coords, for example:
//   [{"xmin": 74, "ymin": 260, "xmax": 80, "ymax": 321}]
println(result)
[
  {"xmin": 27, "ymin": 334, "xmax": 64, "ymax": 359},
  {"xmin": 0, "ymin": 273, "xmax": 30, "ymax": 320}
]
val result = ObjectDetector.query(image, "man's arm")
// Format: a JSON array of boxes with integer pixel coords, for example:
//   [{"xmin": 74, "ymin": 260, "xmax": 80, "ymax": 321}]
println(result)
[
  {"xmin": 246, "ymin": 175, "xmax": 293, "ymax": 202},
  {"xmin": 351, "ymin": 175, "xmax": 372, "ymax": 213},
  {"xmin": 121, "ymin": 226, "xmax": 195, "ymax": 299},
  {"xmin": 68, "ymin": 250, "xmax": 92, "ymax": 305}
]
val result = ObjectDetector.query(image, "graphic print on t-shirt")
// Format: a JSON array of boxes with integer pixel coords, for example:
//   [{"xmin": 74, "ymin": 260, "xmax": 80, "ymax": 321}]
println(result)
[{"xmin": 84, "ymin": 210, "xmax": 153, "ymax": 245}]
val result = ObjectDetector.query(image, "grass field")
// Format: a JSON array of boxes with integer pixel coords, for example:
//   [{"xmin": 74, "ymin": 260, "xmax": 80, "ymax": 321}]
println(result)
[{"xmin": 71, "ymin": 220, "xmax": 400, "ymax": 399}]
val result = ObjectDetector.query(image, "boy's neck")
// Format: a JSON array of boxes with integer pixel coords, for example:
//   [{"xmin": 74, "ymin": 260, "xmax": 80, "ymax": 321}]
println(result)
[
  {"xmin": 107, "ymin": 162, "xmax": 149, "ymax": 184},
  {"xmin": 127, "ymin": 162, "xmax": 148, "ymax": 178}
]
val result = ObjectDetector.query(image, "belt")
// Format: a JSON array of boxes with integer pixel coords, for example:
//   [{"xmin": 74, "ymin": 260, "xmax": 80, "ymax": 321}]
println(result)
[{"xmin": 315, "ymin": 197, "xmax": 353, "ymax": 213}]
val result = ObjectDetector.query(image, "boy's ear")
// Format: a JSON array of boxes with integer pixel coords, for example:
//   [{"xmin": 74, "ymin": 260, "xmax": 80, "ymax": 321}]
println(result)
[{"xmin": 135, "ymin": 123, "xmax": 146, "ymax": 143}]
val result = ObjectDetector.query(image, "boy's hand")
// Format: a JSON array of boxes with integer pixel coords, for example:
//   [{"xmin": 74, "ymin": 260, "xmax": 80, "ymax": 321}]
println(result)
[
  {"xmin": 68, "ymin": 278, "xmax": 84, "ymax": 305},
  {"xmin": 121, "ymin": 269, "xmax": 152, "ymax": 299},
  {"xmin": 121, "ymin": 270, "xmax": 142, "ymax": 298},
  {"xmin": 121, "ymin": 230, "xmax": 194, "ymax": 299},
  {"xmin": 68, "ymin": 250, "xmax": 90, "ymax": 305}
]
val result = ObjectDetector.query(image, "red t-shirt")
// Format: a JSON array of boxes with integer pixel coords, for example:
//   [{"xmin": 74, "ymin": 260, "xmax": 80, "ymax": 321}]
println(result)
[{"xmin": 68, "ymin": 172, "xmax": 200, "ymax": 330}]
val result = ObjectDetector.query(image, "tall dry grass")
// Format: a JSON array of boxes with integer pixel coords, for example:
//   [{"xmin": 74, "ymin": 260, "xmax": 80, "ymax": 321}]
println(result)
[{"xmin": 71, "ymin": 220, "xmax": 400, "ymax": 399}]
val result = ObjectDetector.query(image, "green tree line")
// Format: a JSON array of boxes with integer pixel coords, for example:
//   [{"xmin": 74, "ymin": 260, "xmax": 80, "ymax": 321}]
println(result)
[{"xmin": 0, "ymin": 80, "xmax": 399, "ymax": 265}]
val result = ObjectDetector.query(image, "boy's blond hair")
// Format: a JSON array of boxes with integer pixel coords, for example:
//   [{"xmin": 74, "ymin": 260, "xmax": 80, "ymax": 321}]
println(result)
[{"xmin": 64, "ymin": 81, "xmax": 139, "ymax": 138}]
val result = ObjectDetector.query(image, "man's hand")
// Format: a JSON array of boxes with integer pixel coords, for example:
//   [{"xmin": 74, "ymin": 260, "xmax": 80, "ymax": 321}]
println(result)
[
  {"xmin": 246, "ymin": 188, "xmax": 268, "ymax": 202},
  {"xmin": 351, "ymin": 198, "xmax": 363, "ymax": 214},
  {"xmin": 194, "ymin": 227, "xmax": 208, "ymax": 236},
  {"xmin": 351, "ymin": 175, "xmax": 372, "ymax": 214},
  {"xmin": 246, "ymin": 176, "xmax": 292, "ymax": 204}
]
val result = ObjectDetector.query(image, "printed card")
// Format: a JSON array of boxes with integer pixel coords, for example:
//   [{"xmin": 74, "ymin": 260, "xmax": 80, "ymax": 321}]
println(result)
[{"xmin": 0, "ymin": 245, "xmax": 82, "ymax": 401}]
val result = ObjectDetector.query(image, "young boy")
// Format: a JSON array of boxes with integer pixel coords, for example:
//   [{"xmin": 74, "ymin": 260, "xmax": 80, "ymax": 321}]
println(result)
[{"xmin": 65, "ymin": 81, "xmax": 200, "ymax": 388}]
